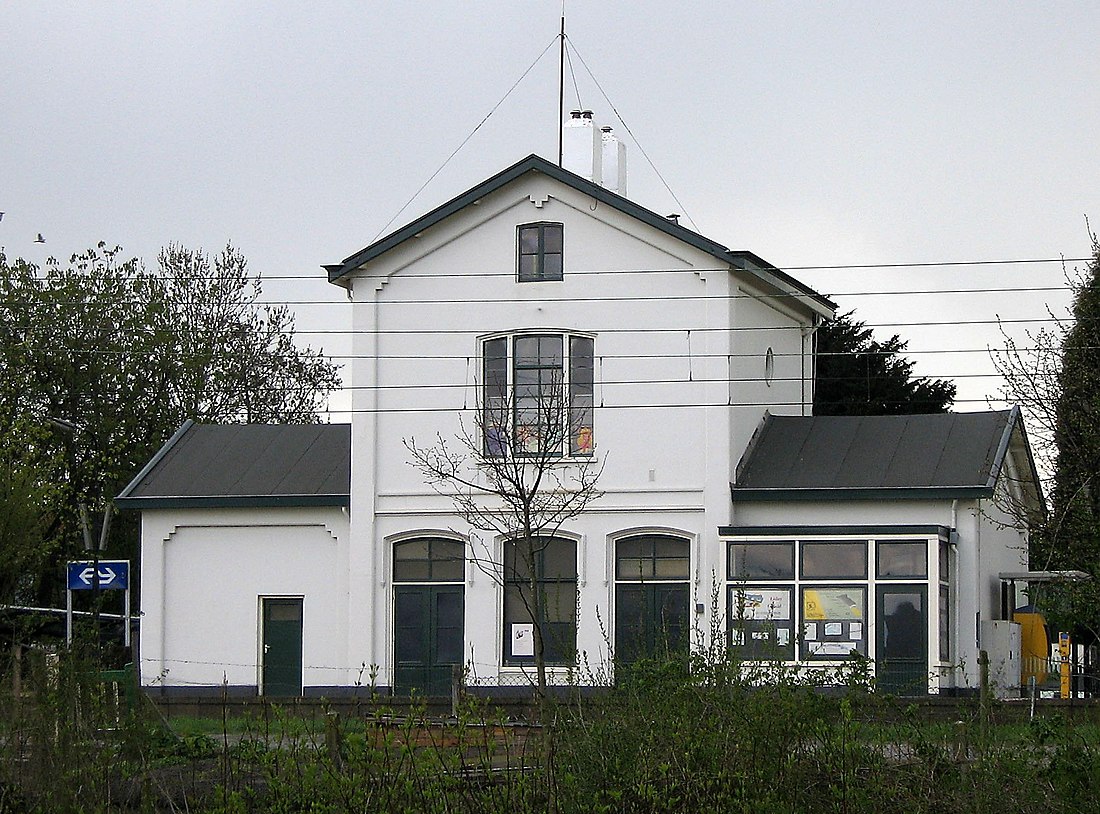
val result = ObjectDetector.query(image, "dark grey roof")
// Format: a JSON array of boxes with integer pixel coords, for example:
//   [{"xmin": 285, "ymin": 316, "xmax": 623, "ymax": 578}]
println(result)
[
  {"xmin": 731, "ymin": 409, "xmax": 1025, "ymax": 501},
  {"xmin": 115, "ymin": 421, "xmax": 350, "ymax": 509},
  {"xmin": 324, "ymin": 154, "xmax": 835, "ymax": 313}
]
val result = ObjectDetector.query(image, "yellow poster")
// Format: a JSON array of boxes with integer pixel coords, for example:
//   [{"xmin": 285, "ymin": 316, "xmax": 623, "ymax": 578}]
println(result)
[{"xmin": 803, "ymin": 588, "xmax": 863, "ymax": 621}]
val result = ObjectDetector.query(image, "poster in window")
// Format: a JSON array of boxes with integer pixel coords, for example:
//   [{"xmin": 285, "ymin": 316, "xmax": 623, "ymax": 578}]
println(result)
[
  {"xmin": 511, "ymin": 623, "xmax": 535, "ymax": 657},
  {"xmin": 730, "ymin": 588, "xmax": 791, "ymax": 621},
  {"xmin": 801, "ymin": 587, "xmax": 866, "ymax": 659},
  {"xmin": 729, "ymin": 587, "xmax": 794, "ymax": 660},
  {"xmin": 803, "ymin": 588, "xmax": 863, "ymax": 620}
]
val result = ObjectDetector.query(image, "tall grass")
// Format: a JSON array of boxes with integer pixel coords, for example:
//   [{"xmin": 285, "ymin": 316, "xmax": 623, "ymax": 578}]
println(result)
[{"xmin": 3, "ymin": 645, "xmax": 1100, "ymax": 812}]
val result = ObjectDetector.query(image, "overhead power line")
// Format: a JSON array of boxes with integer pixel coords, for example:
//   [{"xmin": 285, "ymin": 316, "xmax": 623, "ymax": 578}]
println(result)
[{"xmin": 7, "ymin": 255, "xmax": 1087, "ymax": 284}]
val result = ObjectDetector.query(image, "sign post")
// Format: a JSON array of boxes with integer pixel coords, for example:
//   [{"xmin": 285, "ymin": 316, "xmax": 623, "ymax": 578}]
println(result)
[{"xmin": 65, "ymin": 560, "xmax": 130, "ymax": 647}]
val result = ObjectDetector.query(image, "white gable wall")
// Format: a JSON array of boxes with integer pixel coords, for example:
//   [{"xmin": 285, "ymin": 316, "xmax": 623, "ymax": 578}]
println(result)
[{"xmin": 345, "ymin": 171, "xmax": 818, "ymax": 686}]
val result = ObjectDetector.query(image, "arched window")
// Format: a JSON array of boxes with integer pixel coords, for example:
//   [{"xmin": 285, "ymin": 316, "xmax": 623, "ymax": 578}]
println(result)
[{"xmin": 615, "ymin": 534, "xmax": 690, "ymax": 667}]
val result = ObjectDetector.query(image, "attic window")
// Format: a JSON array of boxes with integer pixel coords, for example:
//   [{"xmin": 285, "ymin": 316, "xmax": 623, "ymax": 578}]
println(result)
[{"xmin": 518, "ymin": 223, "xmax": 563, "ymax": 282}]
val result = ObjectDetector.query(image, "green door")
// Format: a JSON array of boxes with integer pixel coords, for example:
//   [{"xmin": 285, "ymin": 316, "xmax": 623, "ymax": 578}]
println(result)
[
  {"xmin": 394, "ymin": 585, "xmax": 464, "ymax": 696},
  {"xmin": 876, "ymin": 586, "xmax": 928, "ymax": 695},
  {"xmin": 262, "ymin": 598, "xmax": 303, "ymax": 696},
  {"xmin": 615, "ymin": 583, "xmax": 690, "ymax": 668}
]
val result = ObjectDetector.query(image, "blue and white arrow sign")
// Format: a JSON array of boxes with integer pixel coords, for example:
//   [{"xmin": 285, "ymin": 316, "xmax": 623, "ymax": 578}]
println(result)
[{"xmin": 67, "ymin": 560, "xmax": 129, "ymax": 591}]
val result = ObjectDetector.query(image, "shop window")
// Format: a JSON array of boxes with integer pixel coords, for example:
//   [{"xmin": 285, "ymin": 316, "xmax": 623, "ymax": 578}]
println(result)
[
  {"xmin": 801, "ymin": 586, "xmax": 866, "ymax": 659},
  {"xmin": 729, "ymin": 586, "xmax": 795, "ymax": 660},
  {"xmin": 877, "ymin": 541, "xmax": 927, "ymax": 579},
  {"xmin": 729, "ymin": 541, "xmax": 795, "ymax": 580},
  {"xmin": 938, "ymin": 541, "xmax": 952, "ymax": 662},
  {"xmin": 801, "ymin": 541, "xmax": 867, "ymax": 579}
]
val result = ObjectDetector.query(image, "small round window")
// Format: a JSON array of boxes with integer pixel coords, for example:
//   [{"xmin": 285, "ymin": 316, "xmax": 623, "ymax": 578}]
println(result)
[{"xmin": 765, "ymin": 348, "xmax": 775, "ymax": 386}]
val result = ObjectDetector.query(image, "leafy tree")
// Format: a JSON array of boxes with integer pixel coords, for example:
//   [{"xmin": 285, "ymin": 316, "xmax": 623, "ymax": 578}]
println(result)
[
  {"xmin": 813, "ymin": 311, "xmax": 956, "ymax": 415},
  {"xmin": 0, "ymin": 420, "xmax": 60, "ymax": 605},
  {"xmin": 0, "ymin": 242, "xmax": 341, "ymax": 606},
  {"xmin": 155, "ymin": 244, "xmax": 341, "ymax": 423}
]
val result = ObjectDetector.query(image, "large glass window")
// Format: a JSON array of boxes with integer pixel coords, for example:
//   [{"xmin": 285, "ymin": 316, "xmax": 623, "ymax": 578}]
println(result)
[
  {"xmin": 729, "ymin": 542, "xmax": 795, "ymax": 580},
  {"xmin": 801, "ymin": 586, "xmax": 867, "ymax": 659},
  {"xmin": 801, "ymin": 542, "xmax": 867, "ymax": 579},
  {"xmin": 729, "ymin": 586, "xmax": 795, "ymax": 660},
  {"xmin": 503, "ymin": 537, "xmax": 576, "ymax": 665},
  {"xmin": 725, "ymin": 535, "xmax": 942, "ymax": 675},
  {"xmin": 938, "ymin": 541, "xmax": 952, "ymax": 662},
  {"xmin": 877, "ymin": 541, "xmax": 927, "ymax": 579},
  {"xmin": 518, "ymin": 222, "xmax": 563, "ymax": 282},
  {"xmin": 482, "ymin": 333, "xmax": 594, "ymax": 457}
]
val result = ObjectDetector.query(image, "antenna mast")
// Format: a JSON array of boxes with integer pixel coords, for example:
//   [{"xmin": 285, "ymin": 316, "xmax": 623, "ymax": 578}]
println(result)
[{"xmin": 557, "ymin": 13, "xmax": 565, "ymax": 166}]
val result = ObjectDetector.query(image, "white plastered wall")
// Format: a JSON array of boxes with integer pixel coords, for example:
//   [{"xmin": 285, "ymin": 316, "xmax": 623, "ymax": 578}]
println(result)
[
  {"xmin": 140, "ymin": 507, "xmax": 349, "ymax": 691},
  {"xmin": 345, "ymin": 170, "xmax": 822, "ymax": 687}
]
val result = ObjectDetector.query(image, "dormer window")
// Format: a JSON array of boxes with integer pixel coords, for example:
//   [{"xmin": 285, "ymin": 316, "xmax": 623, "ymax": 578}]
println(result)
[{"xmin": 517, "ymin": 223, "xmax": 563, "ymax": 282}]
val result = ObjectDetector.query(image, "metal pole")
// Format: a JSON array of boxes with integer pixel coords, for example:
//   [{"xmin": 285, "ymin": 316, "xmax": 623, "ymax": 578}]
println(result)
[
  {"xmin": 66, "ymin": 587, "xmax": 73, "ymax": 646},
  {"xmin": 557, "ymin": 14, "xmax": 565, "ymax": 166}
]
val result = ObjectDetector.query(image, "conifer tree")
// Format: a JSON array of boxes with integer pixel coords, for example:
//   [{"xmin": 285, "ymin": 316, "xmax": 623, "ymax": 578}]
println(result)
[
  {"xmin": 814, "ymin": 312, "xmax": 956, "ymax": 415},
  {"xmin": 1038, "ymin": 238, "xmax": 1100, "ymax": 637}
]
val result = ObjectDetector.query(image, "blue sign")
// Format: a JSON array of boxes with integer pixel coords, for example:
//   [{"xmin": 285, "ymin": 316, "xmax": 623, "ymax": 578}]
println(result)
[{"xmin": 67, "ymin": 560, "xmax": 129, "ymax": 591}]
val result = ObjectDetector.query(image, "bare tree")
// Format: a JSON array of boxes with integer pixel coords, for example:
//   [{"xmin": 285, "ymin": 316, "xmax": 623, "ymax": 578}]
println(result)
[
  {"xmin": 405, "ymin": 367, "xmax": 603, "ymax": 699},
  {"xmin": 992, "ymin": 234, "xmax": 1100, "ymax": 638}
]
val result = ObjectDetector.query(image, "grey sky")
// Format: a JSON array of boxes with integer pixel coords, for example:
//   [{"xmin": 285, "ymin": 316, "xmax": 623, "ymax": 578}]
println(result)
[{"xmin": 3, "ymin": 2, "xmax": 1098, "ymax": 416}]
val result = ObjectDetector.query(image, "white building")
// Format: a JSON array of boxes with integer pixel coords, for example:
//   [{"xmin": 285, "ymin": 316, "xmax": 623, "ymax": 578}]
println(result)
[{"xmin": 118, "ymin": 134, "xmax": 1042, "ymax": 697}]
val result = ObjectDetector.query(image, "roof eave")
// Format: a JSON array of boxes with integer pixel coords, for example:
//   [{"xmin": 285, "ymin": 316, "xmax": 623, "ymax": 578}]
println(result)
[
  {"xmin": 323, "ymin": 154, "xmax": 833, "ymax": 311},
  {"xmin": 729, "ymin": 485, "xmax": 996, "ymax": 502},
  {"xmin": 115, "ymin": 420, "xmax": 195, "ymax": 502},
  {"xmin": 113, "ymin": 494, "xmax": 350, "ymax": 510}
]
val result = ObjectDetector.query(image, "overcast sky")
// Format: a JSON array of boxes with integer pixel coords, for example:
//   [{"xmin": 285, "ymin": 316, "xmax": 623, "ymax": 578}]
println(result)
[{"xmin": 3, "ymin": 2, "xmax": 1098, "ymax": 417}]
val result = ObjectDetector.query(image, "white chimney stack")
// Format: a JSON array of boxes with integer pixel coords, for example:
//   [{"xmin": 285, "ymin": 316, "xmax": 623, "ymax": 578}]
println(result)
[
  {"xmin": 562, "ymin": 109, "xmax": 602, "ymax": 185},
  {"xmin": 600, "ymin": 125, "xmax": 626, "ymax": 196}
]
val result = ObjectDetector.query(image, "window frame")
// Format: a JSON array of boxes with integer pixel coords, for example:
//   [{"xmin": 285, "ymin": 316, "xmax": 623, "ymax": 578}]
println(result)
[
  {"xmin": 728, "ymin": 584, "xmax": 795, "ymax": 660},
  {"xmin": 392, "ymin": 537, "xmax": 466, "ymax": 584},
  {"xmin": 502, "ymin": 537, "xmax": 577, "ymax": 666},
  {"xmin": 481, "ymin": 331, "xmax": 595, "ymax": 458},
  {"xmin": 517, "ymin": 222, "xmax": 564, "ymax": 283},
  {"xmin": 724, "ymin": 534, "xmax": 941, "ymax": 669}
]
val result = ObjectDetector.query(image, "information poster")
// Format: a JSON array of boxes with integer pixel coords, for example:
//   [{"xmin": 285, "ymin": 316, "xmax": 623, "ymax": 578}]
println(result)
[
  {"xmin": 801, "ymin": 587, "xmax": 866, "ymax": 659},
  {"xmin": 729, "ymin": 587, "xmax": 794, "ymax": 660}
]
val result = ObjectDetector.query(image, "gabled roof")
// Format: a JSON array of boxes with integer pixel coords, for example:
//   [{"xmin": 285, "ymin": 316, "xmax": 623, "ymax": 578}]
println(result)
[
  {"xmin": 115, "ymin": 421, "xmax": 351, "ymax": 509},
  {"xmin": 731, "ymin": 408, "xmax": 1036, "ymax": 501},
  {"xmin": 324, "ymin": 153, "xmax": 835, "ymax": 313}
]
